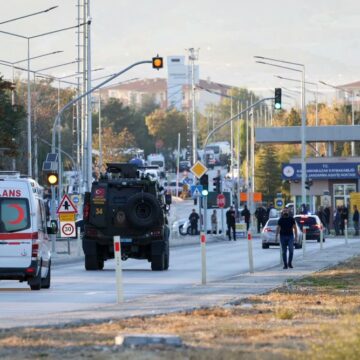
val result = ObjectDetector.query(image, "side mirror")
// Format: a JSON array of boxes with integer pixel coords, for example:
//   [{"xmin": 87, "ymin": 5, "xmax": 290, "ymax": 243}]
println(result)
[
  {"xmin": 47, "ymin": 220, "xmax": 58, "ymax": 234},
  {"xmin": 165, "ymin": 193, "xmax": 172, "ymax": 205}
]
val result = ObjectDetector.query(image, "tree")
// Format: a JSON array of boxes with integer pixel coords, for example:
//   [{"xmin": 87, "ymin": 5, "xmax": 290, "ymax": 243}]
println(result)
[
  {"xmin": 255, "ymin": 145, "xmax": 282, "ymax": 203},
  {"xmin": 145, "ymin": 108, "xmax": 187, "ymax": 150},
  {"xmin": 93, "ymin": 127, "xmax": 137, "ymax": 168},
  {"xmin": 98, "ymin": 98, "xmax": 154, "ymax": 154},
  {"xmin": 0, "ymin": 76, "xmax": 26, "ymax": 169},
  {"xmin": 15, "ymin": 78, "xmax": 75, "ymax": 173}
]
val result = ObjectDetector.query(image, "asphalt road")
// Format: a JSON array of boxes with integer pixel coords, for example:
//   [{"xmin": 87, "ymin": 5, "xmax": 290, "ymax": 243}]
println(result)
[{"xmin": 1, "ymin": 235, "xmax": 359, "ymax": 329}]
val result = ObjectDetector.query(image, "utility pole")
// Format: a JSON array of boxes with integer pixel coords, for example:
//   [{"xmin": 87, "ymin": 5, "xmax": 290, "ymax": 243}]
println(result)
[
  {"xmin": 188, "ymin": 48, "xmax": 199, "ymax": 165},
  {"xmin": 86, "ymin": 0, "xmax": 93, "ymax": 190}
]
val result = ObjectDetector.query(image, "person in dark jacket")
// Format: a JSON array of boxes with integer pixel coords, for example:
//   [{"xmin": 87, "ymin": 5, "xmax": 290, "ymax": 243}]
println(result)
[
  {"xmin": 340, "ymin": 205, "xmax": 349, "ymax": 235},
  {"xmin": 241, "ymin": 205, "xmax": 251, "ymax": 231},
  {"xmin": 189, "ymin": 209, "xmax": 200, "ymax": 235},
  {"xmin": 276, "ymin": 208, "xmax": 298, "ymax": 269},
  {"xmin": 333, "ymin": 207, "xmax": 341, "ymax": 236},
  {"xmin": 255, "ymin": 205, "xmax": 267, "ymax": 233},
  {"xmin": 226, "ymin": 206, "xmax": 236, "ymax": 241},
  {"xmin": 324, "ymin": 206, "xmax": 330, "ymax": 235},
  {"xmin": 353, "ymin": 205, "xmax": 359, "ymax": 236}
]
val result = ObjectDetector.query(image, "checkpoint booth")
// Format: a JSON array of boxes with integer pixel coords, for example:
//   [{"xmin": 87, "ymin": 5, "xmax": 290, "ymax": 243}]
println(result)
[{"xmin": 282, "ymin": 156, "xmax": 360, "ymax": 228}]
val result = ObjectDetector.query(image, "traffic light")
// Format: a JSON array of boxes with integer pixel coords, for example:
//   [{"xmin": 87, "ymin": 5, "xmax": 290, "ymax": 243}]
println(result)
[
  {"xmin": 305, "ymin": 179, "xmax": 313, "ymax": 190},
  {"xmin": 274, "ymin": 88, "xmax": 282, "ymax": 110},
  {"xmin": 152, "ymin": 55, "xmax": 163, "ymax": 70},
  {"xmin": 213, "ymin": 176, "xmax": 221, "ymax": 193},
  {"xmin": 46, "ymin": 172, "xmax": 59, "ymax": 186},
  {"xmin": 200, "ymin": 174, "xmax": 209, "ymax": 190}
]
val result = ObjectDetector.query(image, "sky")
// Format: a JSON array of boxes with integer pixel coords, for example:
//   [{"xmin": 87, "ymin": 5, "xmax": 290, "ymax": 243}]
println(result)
[{"xmin": 1, "ymin": 0, "xmax": 360, "ymax": 103}]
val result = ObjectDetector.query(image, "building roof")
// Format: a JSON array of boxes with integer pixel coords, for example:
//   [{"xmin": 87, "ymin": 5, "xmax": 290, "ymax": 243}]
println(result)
[
  {"xmin": 106, "ymin": 78, "xmax": 167, "ymax": 92},
  {"xmin": 337, "ymin": 80, "xmax": 360, "ymax": 90}
]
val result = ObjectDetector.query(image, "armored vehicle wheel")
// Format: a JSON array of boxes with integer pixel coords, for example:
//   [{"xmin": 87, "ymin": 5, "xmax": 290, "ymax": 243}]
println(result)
[
  {"xmin": 85, "ymin": 254, "xmax": 101, "ymax": 270},
  {"xmin": 151, "ymin": 253, "xmax": 165, "ymax": 271},
  {"xmin": 126, "ymin": 193, "xmax": 160, "ymax": 229}
]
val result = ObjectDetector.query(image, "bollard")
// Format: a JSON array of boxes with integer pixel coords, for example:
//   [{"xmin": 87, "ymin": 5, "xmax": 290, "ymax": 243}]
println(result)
[
  {"xmin": 113, "ymin": 236, "xmax": 124, "ymax": 303},
  {"xmin": 320, "ymin": 227, "xmax": 324, "ymax": 250},
  {"xmin": 302, "ymin": 226, "xmax": 307, "ymax": 256},
  {"xmin": 344, "ymin": 219, "xmax": 348, "ymax": 246},
  {"xmin": 200, "ymin": 231, "xmax": 207, "ymax": 285},
  {"xmin": 77, "ymin": 227, "xmax": 82, "ymax": 257},
  {"xmin": 247, "ymin": 231, "xmax": 254, "ymax": 274}
]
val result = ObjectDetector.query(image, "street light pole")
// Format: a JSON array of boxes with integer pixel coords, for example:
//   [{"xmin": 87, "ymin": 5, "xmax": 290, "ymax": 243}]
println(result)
[
  {"xmin": 319, "ymin": 80, "xmax": 355, "ymax": 156},
  {"xmin": 0, "ymin": 6, "xmax": 58, "ymax": 25},
  {"xmin": 276, "ymin": 75, "xmax": 320, "ymax": 156},
  {"xmin": 0, "ymin": 21, "xmax": 87, "ymax": 176},
  {"xmin": 255, "ymin": 56, "xmax": 307, "ymax": 210},
  {"xmin": 87, "ymin": 0, "xmax": 93, "ymax": 190},
  {"xmin": 188, "ymin": 48, "xmax": 199, "ymax": 165}
]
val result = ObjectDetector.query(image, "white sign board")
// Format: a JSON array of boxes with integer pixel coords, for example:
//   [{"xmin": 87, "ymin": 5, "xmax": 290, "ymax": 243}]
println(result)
[{"xmin": 60, "ymin": 221, "xmax": 76, "ymax": 238}]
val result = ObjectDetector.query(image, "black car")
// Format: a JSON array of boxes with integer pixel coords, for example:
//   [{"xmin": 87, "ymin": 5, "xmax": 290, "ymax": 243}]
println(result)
[{"xmin": 294, "ymin": 214, "xmax": 325, "ymax": 242}]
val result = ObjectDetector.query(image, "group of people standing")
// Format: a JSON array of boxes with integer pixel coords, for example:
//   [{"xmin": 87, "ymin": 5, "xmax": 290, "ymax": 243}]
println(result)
[{"xmin": 331, "ymin": 205, "xmax": 359, "ymax": 236}]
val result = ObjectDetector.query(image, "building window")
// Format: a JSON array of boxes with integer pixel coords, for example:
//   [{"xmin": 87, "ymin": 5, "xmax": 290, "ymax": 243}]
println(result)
[{"xmin": 333, "ymin": 184, "xmax": 356, "ymax": 208}]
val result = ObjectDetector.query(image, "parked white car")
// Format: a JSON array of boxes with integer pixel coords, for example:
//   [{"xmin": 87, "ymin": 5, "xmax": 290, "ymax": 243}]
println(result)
[
  {"xmin": 163, "ymin": 180, "xmax": 184, "ymax": 196},
  {"xmin": 261, "ymin": 217, "xmax": 303, "ymax": 249}
]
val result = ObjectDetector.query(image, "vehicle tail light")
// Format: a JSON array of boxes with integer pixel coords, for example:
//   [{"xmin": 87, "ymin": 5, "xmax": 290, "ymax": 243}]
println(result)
[
  {"xmin": 85, "ymin": 227, "xmax": 98, "ymax": 237},
  {"xmin": 264, "ymin": 228, "xmax": 273, "ymax": 232},
  {"xmin": 83, "ymin": 192, "xmax": 91, "ymax": 221},
  {"xmin": 83, "ymin": 203, "xmax": 90, "ymax": 221},
  {"xmin": 26, "ymin": 267, "xmax": 36, "ymax": 274},
  {"xmin": 31, "ymin": 242, "xmax": 39, "ymax": 258},
  {"xmin": 314, "ymin": 224, "xmax": 321, "ymax": 229},
  {"xmin": 150, "ymin": 228, "xmax": 162, "ymax": 239}
]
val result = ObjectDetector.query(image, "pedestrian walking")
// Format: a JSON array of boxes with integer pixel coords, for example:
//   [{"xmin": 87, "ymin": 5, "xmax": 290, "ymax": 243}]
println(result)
[
  {"xmin": 189, "ymin": 209, "xmax": 200, "ymax": 235},
  {"xmin": 275, "ymin": 208, "xmax": 298, "ymax": 269},
  {"xmin": 255, "ymin": 205, "xmax": 267, "ymax": 233},
  {"xmin": 340, "ymin": 205, "xmax": 349, "ymax": 235},
  {"xmin": 226, "ymin": 206, "xmax": 236, "ymax": 241},
  {"xmin": 241, "ymin": 205, "xmax": 251, "ymax": 231},
  {"xmin": 324, "ymin": 206, "xmax": 330, "ymax": 235},
  {"xmin": 353, "ymin": 205, "xmax": 359, "ymax": 236},
  {"xmin": 211, "ymin": 209, "xmax": 218, "ymax": 235},
  {"xmin": 317, "ymin": 206, "xmax": 327, "ymax": 229},
  {"xmin": 333, "ymin": 207, "xmax": 340, "ymax": 236}
]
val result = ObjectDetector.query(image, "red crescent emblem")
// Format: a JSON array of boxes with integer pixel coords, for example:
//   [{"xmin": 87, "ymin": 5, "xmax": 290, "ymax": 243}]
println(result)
[
  {"xmin": 95, "ymin": 188, "xmax": 105, "ymax": 196},
  {"xmin": 7, "ymin": 204, "xmax": 25, "ymax": 225}
]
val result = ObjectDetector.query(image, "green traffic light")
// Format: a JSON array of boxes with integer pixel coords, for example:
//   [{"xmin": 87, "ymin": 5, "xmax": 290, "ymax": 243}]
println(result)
[
  {"xmin": 275, "ymin": 102, "xmax": 282, "ymax": 110},
  {"xmin": 201, "ymin": 189, "xmax": 209, "ymax": 196}
]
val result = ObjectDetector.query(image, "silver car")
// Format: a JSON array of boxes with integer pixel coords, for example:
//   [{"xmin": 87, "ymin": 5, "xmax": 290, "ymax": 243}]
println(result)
[{"xmin": 261, "ymin": 217, "xmax": 303, "ymax": 249}]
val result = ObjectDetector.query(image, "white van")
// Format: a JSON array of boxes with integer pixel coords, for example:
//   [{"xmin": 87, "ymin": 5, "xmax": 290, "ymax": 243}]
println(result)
[{"xmin": 0, "ymin": 172, "xmax": 53, "ymax": 290}]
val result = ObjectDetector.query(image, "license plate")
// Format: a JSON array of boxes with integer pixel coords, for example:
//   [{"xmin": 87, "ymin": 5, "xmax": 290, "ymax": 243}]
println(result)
[{"xmin": 120, "ymin": 238, "xmax": 132, "ymax": 243}]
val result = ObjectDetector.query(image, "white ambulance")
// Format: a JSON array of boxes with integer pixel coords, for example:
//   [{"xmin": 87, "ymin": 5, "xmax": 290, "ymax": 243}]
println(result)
[{"xmin": 0, "ymin": 172, "xmax": 53, "ymax": 290}]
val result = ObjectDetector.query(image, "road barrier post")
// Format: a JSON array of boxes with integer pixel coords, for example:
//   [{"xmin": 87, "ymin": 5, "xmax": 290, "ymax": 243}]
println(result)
[
  {"xmin": 113, "ymin": 236, "xmax": 124, "ymax": 303},
  {"xmin": 320, "ymin": 227, "xmax": 324, "ymax": 250},
  {"xmin": 77, "ymin": 227, "xmax": 82, "ymax": 256},
  {"xmin": 302, "ymin": 226, "xmax": 308, "ymax": 256},
  {"xmin": 200, "ymin": 231, "xmax": 207, "ymax": 285},
  {"xmin": 344, "ymin": 219, "xmax": 348, "ymax": 246},
  {"xmin": 247, "ymin": 230, "xmax": 254, "ymax": 274}
]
